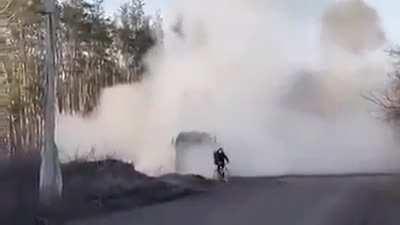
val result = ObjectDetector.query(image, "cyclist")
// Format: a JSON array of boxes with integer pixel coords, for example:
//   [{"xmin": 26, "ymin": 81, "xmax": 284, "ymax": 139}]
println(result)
[{"xmin": 213, "ymin": 147, "xmax": 229, "ymax": 177}]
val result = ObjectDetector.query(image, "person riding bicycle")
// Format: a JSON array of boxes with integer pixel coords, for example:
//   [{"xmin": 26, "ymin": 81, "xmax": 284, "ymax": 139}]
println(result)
[{"xmin": 213, "ymin": 147, "xmax": 229, "ymax": 173}]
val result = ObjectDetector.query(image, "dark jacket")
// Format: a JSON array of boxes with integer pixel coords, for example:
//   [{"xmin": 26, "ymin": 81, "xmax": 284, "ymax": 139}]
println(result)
[{"xmin": 214, "ymin": 149, "xmax": 229, "ymax": 165}]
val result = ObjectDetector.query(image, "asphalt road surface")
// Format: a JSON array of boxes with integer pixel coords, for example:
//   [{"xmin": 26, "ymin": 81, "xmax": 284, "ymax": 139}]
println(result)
[{"xmin": 68, "ymin": 175, "xmax": 400, "ymax": 225}]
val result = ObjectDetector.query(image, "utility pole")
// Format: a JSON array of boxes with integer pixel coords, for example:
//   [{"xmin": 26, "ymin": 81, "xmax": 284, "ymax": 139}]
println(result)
[{"xmin": 39, "ymin": 0, "xmax": 62, "ymax": 206}]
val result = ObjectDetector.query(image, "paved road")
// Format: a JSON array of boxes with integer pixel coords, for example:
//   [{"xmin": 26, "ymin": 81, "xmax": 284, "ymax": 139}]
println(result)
[{"xmin": 68, "ymin": 175, "xmax": 400, "ymax": 225}]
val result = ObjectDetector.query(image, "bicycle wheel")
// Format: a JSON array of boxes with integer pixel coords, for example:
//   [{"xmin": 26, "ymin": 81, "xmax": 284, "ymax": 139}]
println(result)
[
  {"xmin": 222, "ymin": 167, "xmax": 229, "ymax": 182},
  {"xmin": 213, "ymin": 169, "xmax": 220, "ymax": 180},
  {"xmin": 213, "ymin": 168, "xmax": 223, "ymax": 181}
]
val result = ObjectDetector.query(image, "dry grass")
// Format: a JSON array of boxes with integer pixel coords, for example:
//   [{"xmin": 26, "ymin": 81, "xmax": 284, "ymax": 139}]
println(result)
[{"xmin": 0, "ymin": 153, "xmax": 196, "ymax": 225}]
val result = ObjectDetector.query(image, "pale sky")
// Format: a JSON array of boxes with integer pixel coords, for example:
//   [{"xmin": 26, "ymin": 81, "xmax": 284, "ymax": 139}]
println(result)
[
  {"xmin": 364, "ymin": 0, "xmax": 400, "ymax": 43},
  {"xmin": 103, "ymin": 0, "xmax": 400, "ymax": 43}
]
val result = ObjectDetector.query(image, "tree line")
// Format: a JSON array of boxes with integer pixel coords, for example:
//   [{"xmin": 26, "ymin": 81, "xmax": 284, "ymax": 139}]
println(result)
[
  {"xmin": 0, "ymin": 0, "xmax": 163, "ymax": 157},
  {"xmin": 2, "ymin": 0, "xmax": 400, "ymax": 158}
]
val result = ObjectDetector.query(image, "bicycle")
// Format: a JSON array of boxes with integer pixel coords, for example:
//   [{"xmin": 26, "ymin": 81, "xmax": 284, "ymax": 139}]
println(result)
[{"xmin": 213, "ymin": 165, "xmax": 229, "ymax": 182}]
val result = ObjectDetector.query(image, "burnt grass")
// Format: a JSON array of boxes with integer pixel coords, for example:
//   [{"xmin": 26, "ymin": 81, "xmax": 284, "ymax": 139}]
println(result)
[{"xmin": 0, "ymin": 155, "xmax": 203, "ymax": 225}]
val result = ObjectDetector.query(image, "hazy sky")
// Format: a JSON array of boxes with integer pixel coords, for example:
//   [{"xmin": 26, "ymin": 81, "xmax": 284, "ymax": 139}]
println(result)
[
  {"xmin": 365, "ymin": 0, "xmax": 400, "ymax": 43},
  {"xmin": 103, "ymin": 0, "xmax": 399, "ymax": 43}
]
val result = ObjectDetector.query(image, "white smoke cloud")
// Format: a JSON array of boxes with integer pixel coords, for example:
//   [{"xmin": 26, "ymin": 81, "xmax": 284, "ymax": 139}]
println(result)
[
  {"xmin": 56, "ymin": 0, "xmax": 400, "ymax": 177},
  {"xmin": 321, "ymin": 0, "xmax": 386, "ymax": 54}
]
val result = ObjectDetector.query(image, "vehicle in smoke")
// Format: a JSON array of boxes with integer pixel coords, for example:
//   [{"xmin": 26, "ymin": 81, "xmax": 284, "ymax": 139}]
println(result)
[{"xmin": 172, "ymin": 131, "xmax": 219, "ymax": 178}]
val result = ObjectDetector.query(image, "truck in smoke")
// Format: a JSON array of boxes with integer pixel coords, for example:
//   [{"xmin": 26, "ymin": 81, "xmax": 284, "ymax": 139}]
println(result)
[{"xmin": 172, "ymin": 131, "xmax": 219, "ymax": 178}]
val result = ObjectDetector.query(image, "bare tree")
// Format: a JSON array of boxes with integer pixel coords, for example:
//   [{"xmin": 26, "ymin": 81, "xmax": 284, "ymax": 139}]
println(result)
[{"xmin": 366, "ymin": 47, "xmax": 400, "ymax": 125}]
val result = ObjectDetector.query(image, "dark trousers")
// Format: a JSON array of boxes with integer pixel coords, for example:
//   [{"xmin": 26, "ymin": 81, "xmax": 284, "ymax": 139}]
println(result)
[{"xmin": 216, "ymin": 162, "xmax": 225, "ymax": 171}]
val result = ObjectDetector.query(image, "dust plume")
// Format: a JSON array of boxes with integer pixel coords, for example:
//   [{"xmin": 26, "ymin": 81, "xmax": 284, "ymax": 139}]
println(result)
[
  {"xmin": 56, "ymin": 0, "xmax": 400, "ymax": 177},
  {"xmin": 321, "ymin": 0, "xmax": 386, "ymax": 54}
]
